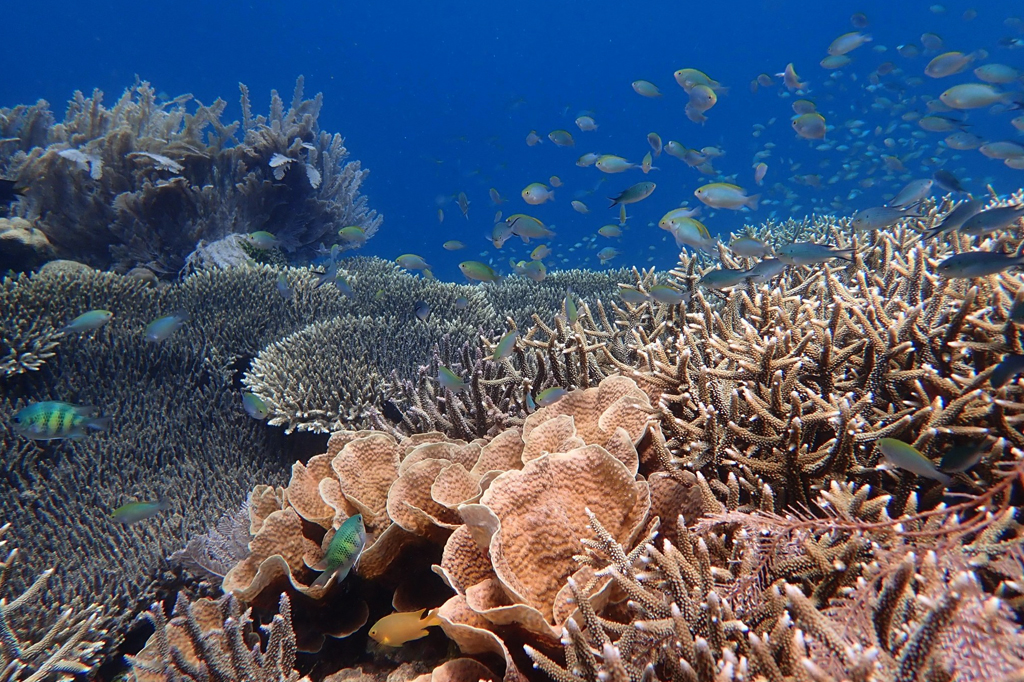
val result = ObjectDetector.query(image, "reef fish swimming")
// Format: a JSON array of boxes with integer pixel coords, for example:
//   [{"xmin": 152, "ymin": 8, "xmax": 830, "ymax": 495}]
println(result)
[
  {"xmin": 311, "ymin": 513, "xmax": 366, "ymax": 588},
  {"xmin": 111, "ymin": 497, "xmax": 170, "ymax": 525},
  {"xmin": 368, "ymin": 608, "xmax": 443, "ymax": 647},
  {"xmin": 12, "ymin": 401, "xmax": 111, "ymax": 440}
]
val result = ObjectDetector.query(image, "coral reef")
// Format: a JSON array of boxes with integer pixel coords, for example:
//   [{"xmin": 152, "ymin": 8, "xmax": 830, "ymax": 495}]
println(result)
[
  {"xmin": 0, "ymin": 78, "xmax": 381, "ymax": 273},
  {"xmin": 0, "ymin": 523, "xmax": 105, "ymax": 681},
  {"xmin": 127, "ymin": 592, "xmax": 304, "ymax": 682}
]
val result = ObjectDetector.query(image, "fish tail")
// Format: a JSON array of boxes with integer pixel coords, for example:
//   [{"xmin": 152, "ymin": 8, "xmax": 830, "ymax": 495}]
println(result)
[
  {"xmin": 86, "ymin": 416, "xmax": 112, "ymax": 432},
  {"xmin": 310, "ymin": 570, "xmax": 332, "ymax": 588},
  {"xmin": 834, "ymin": 248, "xmax": 856, "ymax": 262},
  {"xmin": 608, "ymin": 198, "xmax": 619, "ymax": 208},
  {"xmin": 745, "ymin": 194, "xmax": 761, "ymax": 210}
]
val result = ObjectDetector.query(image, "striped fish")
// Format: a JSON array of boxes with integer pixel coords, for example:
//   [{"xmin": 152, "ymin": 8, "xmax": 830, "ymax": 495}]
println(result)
[
  {"xmin": 311, "ymin": 514, "xmax": 365, "ymax": 588},
  {"xmin": 11, "ymin": 401, "xmax": 111, "ymax": 440}
]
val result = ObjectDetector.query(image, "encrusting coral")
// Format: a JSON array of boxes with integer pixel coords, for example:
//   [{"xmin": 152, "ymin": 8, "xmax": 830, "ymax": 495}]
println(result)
[
  {"xmin": 0, "ymin": 77, "xmax": 381, "ymax": 273},
  {"xmin": 0, "ymin": 523, "xmax": 105, "ymax": 681}
]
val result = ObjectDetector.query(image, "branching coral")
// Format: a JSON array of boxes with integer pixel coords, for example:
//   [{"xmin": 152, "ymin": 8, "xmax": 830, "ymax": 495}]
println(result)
[
  {"xmin": 1, "ymin": 77, "xmax": 381, "ymax": 273},
  {"xmin": 127, "ymin": 592, "xmax": 304, "ymax": 682},
  {"xmin": 0, "ymin": 523, "xmax": 105, "ymax": 681}
]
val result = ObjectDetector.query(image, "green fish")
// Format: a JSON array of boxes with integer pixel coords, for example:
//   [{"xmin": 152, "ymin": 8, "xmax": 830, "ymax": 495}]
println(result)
[
  {"xmin": 505, "ymin": 214, "xmax": 556, "ymax": 243},
  {"xmin": 876, "ymin": 438, "xmax": 951, "ymax": 484},
  {"xmin": 111, "ymin": 497, "xmax": 170, "ymax": 525},
  {"xmin": 699, "ymin": 267, "xmax": 749, "ymax": 290},
  {"xmin": 242, "ymin": 392, "xmax": 269, "ymax": 419},
  {"xmin": 939, "ymin": 441, "xmax": 988, "ymax": 473},
  {"xmin": 438, "ymin": 366, "xmax": 468, "ymax": 392},
  {"xmin": 61, "ymin": 309, "xmax": 113, "ymax": 334},
  {"xmin": 608, "ymin": 181, "xmax": 656, "ymax": 207},
  {"xmin": 459, "ymin": 261, "xmax": 501, "ymax": 283},
  {"xmin": 247, "ymin": 231, "xmax": 280, "ymax": 249},
  {"xmin": 565, "ymin": 291, "xmax": 579, "ymax": 325},
  {"xmin": 776, "ymin": 242, "xmax": 854, "ymax": 265},
  {"xmin": 492, "ymin": 331, "xmax": 518, "ymax": 361},
  {"xmin": 311, "ymin": 514, "xmax": 366, "ymax": 588},
  {"xmin": 12, "ymin": 401, "xmax": 111, "ymax": 440},
  {"xmin": 648, "ymin": 285, "xmax": 689, "ymax": 305},
  {"xmin": 338, "ymin": 225, "xmax": 367, "ymax": 246},
  {"xmin": 144, "ymin": 311, "xmax": 188, "ymax": 343},
  {"xmin": 536, "ymin": 387, "xmax": 568, "ymax": 407}
]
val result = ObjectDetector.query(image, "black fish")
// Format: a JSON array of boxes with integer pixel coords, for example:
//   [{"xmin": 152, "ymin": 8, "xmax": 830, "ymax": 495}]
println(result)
[
  {"xmin": 414, "ymin": 300, "xmax": 430, "ymax": 322},
  {"xmin": 0, "ymin": 179, "xmax": 25, "ymax": 204},
  {"xmin": 932, "ymin": 169, "xmax": 966, "ymax": 194}
]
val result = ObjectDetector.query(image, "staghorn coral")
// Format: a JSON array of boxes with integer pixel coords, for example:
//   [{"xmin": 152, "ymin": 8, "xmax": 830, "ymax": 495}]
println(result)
[
  {"xmin": 1, "ymin": 77, "xmax": 381, "ymax": 273},
  {"xmin": 0, "ymin": 523, "xmax": 105, "ymax": 681},
  {"xmin": 127, "ymin": 592, "xmax": 305, "ymax": 682}
]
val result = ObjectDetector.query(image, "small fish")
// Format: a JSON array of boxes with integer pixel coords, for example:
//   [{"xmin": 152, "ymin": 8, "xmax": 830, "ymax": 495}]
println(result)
[
  {"xmin": 595, "ymin": 155, "xmax": 638, "ymax": 173},
  {"xmin": 694, "ymin": 183, "xmax": 759, "ymax": 211},
  {"xmin": 369, "ymin": 608, "xmax": 443, "ymax": 647},
  {"xmin": 111, "ymin": 497, "xmax": 170, "ymax": 525},
  {"xmin": 522, "ymin": 183, "xmax": 555, "ymax": 205},
  {"xmin": 617, "ymin": 286, "xmax": 649, "ymax": 305},
  {"xmin": 729, "ymin": 237, "xmax": 773, "ymax": 258},
  {"xmin": 598, "ymin": 225, "xmax": 622, "ymax": 238},
  {"xmin": 829, "ymin": 31, "xmax": 872, "ymax": 55},
  {"xmin": 876, "ymin": 438, "xmax": 950, "ymax": 484},
  {"xmin": 577, "ymin": 153, "xmax": 601, "ymax": 167},
  {"xmin": 531, "ymin": 244, "xmax": 551, "ymax": 260},
  {"xmin": 246, "ymin": 231, "xmax": 280, "ymax": 249},
  {"xmin": 144, "ymin": 312, "xmax": 188, "ymax": 343},
  {"xmin": 492, "ymin": 330, "xmax": 518, "ymax": 361},
  {"xmin": 597, "ymin": 247, "xmax": 620, "ymax": 264},
  {"xmin": 489, "ymin": 188, "xmax": 504, "ymax": 204},
  {"xmin": 511, "ymin": 259, "xmax": 547, "ymax": 282},
  {"xmin": 451, "ymin": 297, "xmax": 469, "ymax": 312},
  {"xmin": 335, "ymin": 277, "xmax": 354, "ymax": 296},
  {"xmin": 744, "ymin": 258, "xmax": 787, "ymax": 284},
  {"xmin": 536, "ymin": 387, "xmax": 568, "ymax": 407},
  {"xmin": 792, "ymin": 113, "xmax": 827, "ymax": 140},
  {"xmin": 575, "ymin": 115, "xmax": 598, "ymax": 131},
  {"xmin": 925, "ymin": 51, "xmax": 982, "ymax": 78},
  {"xmin": 526, "ymin": 130, "xmax": 543, "ymax": 146},
  {"xmin": 414, "ymin": 300, "xmax": 431, "ymax": 322},
  {"xmin": 338, "ymin": 226, "xmax": 367, "ymax": 246},
  {"xmin": 776, "ymin": 243, "xmax": 854, "ymax": 265},
  {"xmin": 12, "ymin": 401, "xmax": 111, "ymax": 441},
  {"xmin": 506, "ymin": 214, "xmax": 555, "ymax": 242},
  {"xmin": 242, "ymin": 392, "xmax": 269, "ymax": 419},
  {"xmin": 61, "ymin": 310, "xmax": 113, "ymax": 334},
  {"xmin": 564, "ymin": 291, "xmax": 579, "ymax": 325},
  {"xmin": 276, "ymin": 272, "xmax": 294, "ymax": 300},
  {"xmin": 921, "ymin": 200, "xmax": 984, "ymax": 239},
  {"xmin": 396, "ymin": 254, "xmax": 432, "ymax": 272},
  {"xmin": 648, "ymin": 285, "xmax": 689, "ymax": 305},
  {"xmin": 571, "ymin": 200, "xmax": 590, "ymax": 214},
  {"xmin": 443, "ymin": 240, "xmax": 466, "ymax": 251},
  {"xmin": 932, "ymin": 169, "xmax": 966, "ymax": 193},
  {"xmin": 459, "ymin": 261, "xmax": 501, "ymax": 283},
  {"xmin": 778, "ymin": 63, "xmax": 808, "ymax": 91},
  {"xmin": 890, "ymin": 179, "xmax": 933, "ymax": 207},
  {"xmin": 666, "ymin": 219, "xmax": 718, "ymax": 254},
  {"xmin": 457, "ymin": 192, "xmax": 470, "ymax": 218},
  {"xmin": 940, "ymin": 83, "xmax": 1018, "ymax": 109},
  {"xmin": 315, "ymin": 260, "xmax": 339, "ymax": 289},
  {"xmin": 700, "ymin": 268, "xmax": 749, "ymax": 290},
  {"xmin": 991, "ymin": 354, "xmax": 1024, "ymax": 388},
  {"xmin": 548, "ymin": 130, "xmax": 575, "ymax": 147},
  {"xmin": 631, "ymin": 80, "xmax": 662, "ymax": 97},
  {"xmin": 608, "ymin": 182, "xmax": 656, "ymax": 207},
  {"xmin": 753, "ymin": 162, "xmax": 768, "ymax": 186},
  {"xmin": 851, "ymin": 206, "xmax": 914, "ymax": 231},
  {"xmin": 939, "ymin": 441, "xmax": 988, "ymax": 473},
  {"xmin": 936, "ymin": 243, "xmax": 1024, "ymax": 278},
  {"xmin": 311, "ymin": 514, "xmax": 366, "ymax": 588},
  {"xmin": 959, "ymin": 204, "xmax": 1024, "ymax": 236},
  {"xmin": 492, "ymin": 222, "xmax": 514, "ymax": 248},
  {"xmin": 438, "ymin": 366, "xmax": 468, "ymax": 392},
  {"xmin": 648, "ymin": 132, "xmax": 663, "ymax": 156}
]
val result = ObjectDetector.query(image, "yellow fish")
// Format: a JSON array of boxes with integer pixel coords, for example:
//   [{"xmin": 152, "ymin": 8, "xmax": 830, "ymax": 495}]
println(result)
[{"xmin": 368, "ymin": 608, "xmax": 443, "ymax": 647}]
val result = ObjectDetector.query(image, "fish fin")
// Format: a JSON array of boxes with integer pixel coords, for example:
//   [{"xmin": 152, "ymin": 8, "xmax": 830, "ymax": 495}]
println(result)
[
  {"xmin": 422, "ymin": 608, "xmax": 443, "ymax": 628},
  {"xmin": 745, "ymin": 194, "xmax": 761, "ymax": 211},
  {"xmin": 86, "ymin": 416, "xmax": 112, "ymax": 432},
  {"xmin": 608, "ymin": 198, "xmax": 619, "ymax": 208},
  {"xmin": 835, "ymin": 248, "xmax": 855, "ymax": 262},
  {"xmin": 310, "ymin": 570, "xmax": 332, "ymax": 588}
]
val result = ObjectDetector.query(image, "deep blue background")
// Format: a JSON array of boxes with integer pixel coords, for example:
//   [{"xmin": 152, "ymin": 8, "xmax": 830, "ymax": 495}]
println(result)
[{"xmin": 3, "ymin": 0, "xmax": 1023, "ymax": 280}]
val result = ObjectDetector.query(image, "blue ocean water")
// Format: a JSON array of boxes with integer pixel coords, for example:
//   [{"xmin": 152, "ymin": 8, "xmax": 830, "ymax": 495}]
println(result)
[{"xmin": 3, "ymin": 0, "xmax": 1023, "ymax": 281}]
